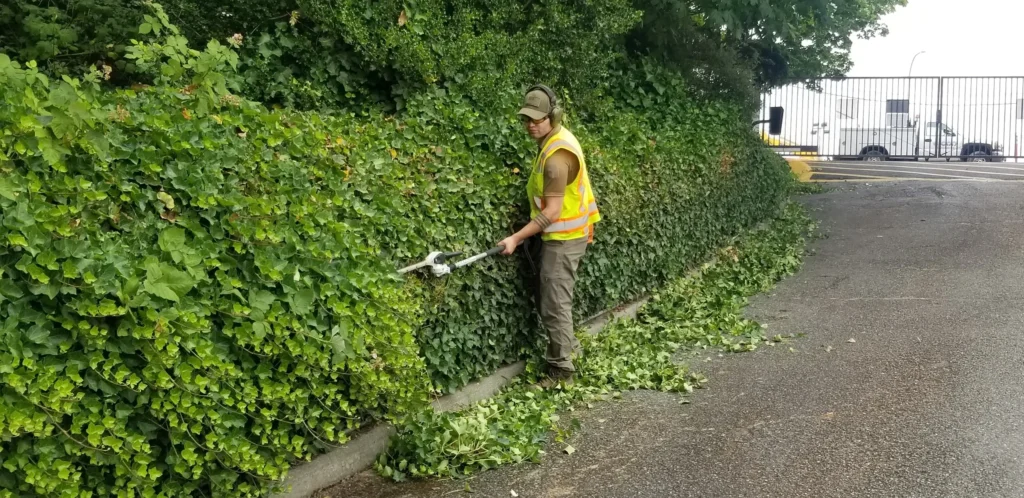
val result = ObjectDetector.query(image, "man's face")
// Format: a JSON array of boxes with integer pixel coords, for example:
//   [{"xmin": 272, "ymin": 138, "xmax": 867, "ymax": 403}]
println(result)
[{"xmin": 522, "ymin": 115, "xmax": 552, "ymax": 140}]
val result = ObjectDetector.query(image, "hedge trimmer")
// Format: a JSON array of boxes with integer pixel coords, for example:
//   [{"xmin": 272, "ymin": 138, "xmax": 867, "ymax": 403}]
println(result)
[{"xmin": 398, "ymin": 243, "xmax": 516, "ymax": 277}]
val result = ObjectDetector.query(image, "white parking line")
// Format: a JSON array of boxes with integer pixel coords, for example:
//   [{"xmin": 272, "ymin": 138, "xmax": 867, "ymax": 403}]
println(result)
[
  {"xmin": 821, "ymin": 161, "xmax": 1024, "ymax": 173},
  {"xmin": 814, "ymin": 163, "xmax": 1024, "ymax": 178},
  {"xmin": 809, "ymin": 171, "xmax": 888, "ymax": 180},
  {"xmin": 811, "ymin": 165, "xmax": 977, "ymax": 179},
  {"xmin": 810, "ymin": 178, "xmax": 1020, "ymax": 183}
]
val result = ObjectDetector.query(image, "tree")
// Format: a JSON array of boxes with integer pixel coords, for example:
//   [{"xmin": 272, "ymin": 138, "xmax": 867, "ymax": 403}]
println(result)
[{"xmin": 692, "ymin": 0, "xmax": 908, "ymax": 85}]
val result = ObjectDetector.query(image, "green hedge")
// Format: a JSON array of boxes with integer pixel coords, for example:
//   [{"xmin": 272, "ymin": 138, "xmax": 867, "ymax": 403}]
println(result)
[{"xmin": 0, "ymin": 9, "xmax": 790, "ymax": 498}]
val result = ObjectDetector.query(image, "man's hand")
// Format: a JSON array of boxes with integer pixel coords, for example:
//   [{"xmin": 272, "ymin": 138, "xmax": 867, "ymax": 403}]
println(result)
[{"xmin": 498, "ymin": 235, "xmax": 520, "ymax": 255}]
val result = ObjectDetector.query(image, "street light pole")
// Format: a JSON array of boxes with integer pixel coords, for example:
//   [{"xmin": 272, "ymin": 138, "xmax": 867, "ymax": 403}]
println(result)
[{"xmin": 909, "ymin": 51, "xmax": 926, "ymax": 76}]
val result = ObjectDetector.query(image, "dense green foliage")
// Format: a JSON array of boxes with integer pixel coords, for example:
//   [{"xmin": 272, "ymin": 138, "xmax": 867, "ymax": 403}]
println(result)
[
  {"xmin": 0, "ymin": 0, "xmax": 143, "ymax": 81},
  {"xmin": 0, "ymin": 9, "xmax": 791, "ymax": 496},
  {"xmin": 377, "ymin": 201, "xmax": 816, "ymax": 480},
  {"xmin": 0, "ymin": 10, "xmax": 429, "ymax": 496},
  {"xmin": 0, "ymin": 0, "xmax": 905, "ymax": 109},
  {"xmin": 0, "ymin": 0, "xmax": 893, "ymax": 496}
]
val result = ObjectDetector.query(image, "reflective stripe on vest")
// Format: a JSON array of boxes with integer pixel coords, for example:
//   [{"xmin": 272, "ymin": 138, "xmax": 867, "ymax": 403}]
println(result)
[
  {"xmin": 546, "ymin": 202, "xmax": 600, "ymax": 233},
  {"xmin": 575, "ymin": 173, "xmax": 587, "ymax": 213},
  {"xmin": 540, "ymin": 140, "xmax": 576, "ymax": 164}
]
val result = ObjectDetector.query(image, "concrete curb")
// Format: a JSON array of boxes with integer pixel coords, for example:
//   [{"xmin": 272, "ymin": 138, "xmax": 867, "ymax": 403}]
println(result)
[
  {"xmin": 275, "ymin": 423, "xmax": 396, "ymax": 498},
  {"xmin": 583, "ymin": 297, "xmax": 650, "ymax": 336},
  {"xmin": 431, "ymin": 361, "xmax": 528, "ymax": 413},
  {"xmin": 273, "ymin": 295, "xmax": 650, "ymax": 498}
]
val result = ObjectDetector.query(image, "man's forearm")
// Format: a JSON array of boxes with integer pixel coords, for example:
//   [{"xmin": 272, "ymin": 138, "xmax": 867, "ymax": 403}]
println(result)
[
  {"xmin": 498, "ymin": 199, "xmax": 563, "ymax": 255},
  {"xmin": 512, "ymin": 218, "xmax": 544, "ymax": 241},
  {"xmin": 510, "ymin": 204, "xmax": 562, "ymax": 243}
]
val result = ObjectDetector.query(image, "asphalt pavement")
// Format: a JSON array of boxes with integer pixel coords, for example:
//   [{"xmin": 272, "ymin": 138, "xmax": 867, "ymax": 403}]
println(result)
[{"xmin": 329, "ymin": 181, "xmax": 1024, "ymax": 498}]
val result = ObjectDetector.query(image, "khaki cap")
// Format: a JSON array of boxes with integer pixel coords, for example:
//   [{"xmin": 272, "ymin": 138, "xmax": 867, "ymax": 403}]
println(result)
[{"xmin": 518, "ymin": 89, "xmax": 552, "ymax": 120}]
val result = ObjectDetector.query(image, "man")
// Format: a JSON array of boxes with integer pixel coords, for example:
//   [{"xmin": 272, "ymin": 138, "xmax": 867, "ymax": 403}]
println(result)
[{"xmin": 498, "ymin": 85, "xmax": 601, "ymax": 388}]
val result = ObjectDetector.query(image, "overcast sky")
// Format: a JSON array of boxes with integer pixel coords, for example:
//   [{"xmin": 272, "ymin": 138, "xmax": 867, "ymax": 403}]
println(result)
[{"xmin": 847, "ymin": 0, "xmax": 1020, "ymax": 76}]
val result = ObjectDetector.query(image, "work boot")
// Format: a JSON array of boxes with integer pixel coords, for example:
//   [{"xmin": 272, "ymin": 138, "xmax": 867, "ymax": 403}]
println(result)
[{"xmin": 533, "ymin": 367, "xmax": 574, "ymax": 390}]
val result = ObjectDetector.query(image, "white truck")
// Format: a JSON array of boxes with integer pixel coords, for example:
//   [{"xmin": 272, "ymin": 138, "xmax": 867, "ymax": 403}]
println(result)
[
  {"xmin": 835, "ymin": 120, "xmax": 1003, "ymax": 162},
  {"xmin": 815, "ymin": 98, "xmax": 1004, "ymax": 162}
]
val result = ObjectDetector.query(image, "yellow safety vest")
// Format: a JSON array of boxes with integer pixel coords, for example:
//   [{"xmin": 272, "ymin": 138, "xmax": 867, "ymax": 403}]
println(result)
[{"xmin": 527, "ymin": 127, "xmax": 601, "ymax": 242}]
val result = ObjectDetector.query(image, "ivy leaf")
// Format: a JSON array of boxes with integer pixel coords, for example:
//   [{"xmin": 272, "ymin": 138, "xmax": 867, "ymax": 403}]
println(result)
[
  {"xmin": 86, "ymin": 130, "xmax": 110, "ymax": 159},
  {"xmin": 39, "ymin": 137, "xmax": 65, "ymax": 166},
  {"xmin": 102, "ymin": 436, "xmax": 123, "ymax": 451},
  {"xmin": 28, "ymin": 281, "xmax": 61, "ymax": 299},
  {"xmin": 253, "ymin": 321, "xmax": 268, "ymax": 341},
  {"xmin": 0, "ymin": 278, "xmax": 24, "ymax": 301},
  {"xmin": 7, "ymin": 233, "xmax": 28, "ymax": 248},
  {"xmin": 143, "ymin": 260, "xmax": 194, "ymax": 302},
  {"xmin": 62, "ymin": 260, "xmax": 79, "ymax": 279},
  {"xmin": 156, "ymin": 191, "xmax": 175, "ymax": 210},
  {"xmin": 25, "ymin": 326, "xmax": 50, "ymax": 344},
  {"xmin": 222, "ymin": 412, "xmax": 247, "ymax": 428},
  {"xmin": 158, "ymin": 228, "xmax": 186, "ymax": 252},
  {"xmin": 248, "ymin": 289, "xmax": 275, "ymax": 313},
  {"xmin": 289, "ymin": 289, "xmax": 315, "ymax": 314},
  {"xmin": 330, "ymin": 333, "xmax": 352, "ymax": 366},
  {"xmin": 0, "ymin": 177, "xmax": 20, "ymax": 200},
  {"xmin": 163, "ymin": 271, "xmax": 194, "ymax": 296},
  {"xmin": 25, "ymin": 263, "xmax": 49, "ymax": 284},
  {"xmin": 158, "ymin": 227, "xmax": 190, "ymax": 263},
  {"xmin": 144, "ymin": 280, "xmax": 179, "ymax": 302}
]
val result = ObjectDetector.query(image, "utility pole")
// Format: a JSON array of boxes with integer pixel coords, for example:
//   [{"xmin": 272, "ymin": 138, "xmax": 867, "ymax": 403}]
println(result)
[{"xmin": 909, "ymin": 51, "xmax": 926, "ymax": 76}]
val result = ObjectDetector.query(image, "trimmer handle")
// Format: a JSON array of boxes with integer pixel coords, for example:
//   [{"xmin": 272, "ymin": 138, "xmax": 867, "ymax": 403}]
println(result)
[{"xmin": 438, "ymin": 251, "xmax": 463, "ymax": 263}]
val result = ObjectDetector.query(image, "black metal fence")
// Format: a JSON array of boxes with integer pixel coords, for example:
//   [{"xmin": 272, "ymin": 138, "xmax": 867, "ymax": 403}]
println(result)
[{"xmin": 758, "ymin": 77, "xmax": 1024, "ymax": 162}]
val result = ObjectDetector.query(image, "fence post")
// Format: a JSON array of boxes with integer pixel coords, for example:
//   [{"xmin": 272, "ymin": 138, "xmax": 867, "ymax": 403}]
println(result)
[{"xmin": 935, "ymin": 77, "xmax": 944, "ymax": 160}]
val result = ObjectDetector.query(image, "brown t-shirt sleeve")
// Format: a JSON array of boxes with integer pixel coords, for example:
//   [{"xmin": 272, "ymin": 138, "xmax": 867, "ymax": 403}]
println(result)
[{"xmin": 542, "ymin": 149, "xmax": 580, "ymax": 198}]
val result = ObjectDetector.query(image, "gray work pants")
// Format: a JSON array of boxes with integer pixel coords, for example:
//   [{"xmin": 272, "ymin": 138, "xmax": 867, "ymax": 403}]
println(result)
[{"xmin": 538, "ymin": 237, "xmax": 588, "ymax": 371}]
